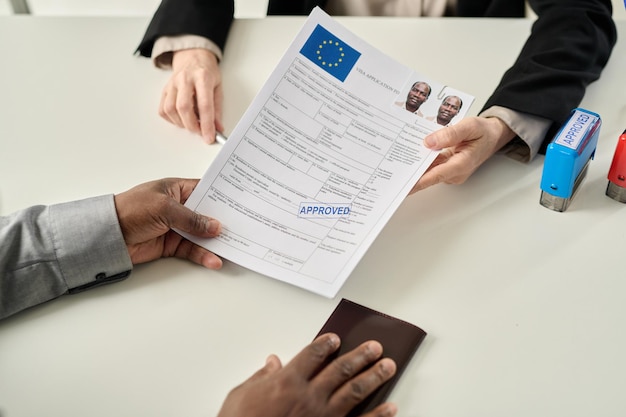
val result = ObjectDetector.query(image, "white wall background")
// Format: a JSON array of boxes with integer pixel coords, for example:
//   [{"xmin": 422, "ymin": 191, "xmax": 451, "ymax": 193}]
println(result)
[{"xmin": 1, "ymin": 0, "xmax": 625, "ymax": 18}]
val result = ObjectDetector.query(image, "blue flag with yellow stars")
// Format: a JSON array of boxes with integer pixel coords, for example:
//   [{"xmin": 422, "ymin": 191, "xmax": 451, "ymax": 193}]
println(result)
[{"xmin": 300, "ymin": 24, "xmax": 361, "ymax": 82}]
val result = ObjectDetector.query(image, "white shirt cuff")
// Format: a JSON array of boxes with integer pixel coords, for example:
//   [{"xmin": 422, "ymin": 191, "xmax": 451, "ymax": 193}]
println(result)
[
  {"xmin": 480, "ymin": 105, "xmax": 551, "ymax": 163},
  {"xmin": 152, "ymin": 35, "xmax": 223, "ymax": 69}
]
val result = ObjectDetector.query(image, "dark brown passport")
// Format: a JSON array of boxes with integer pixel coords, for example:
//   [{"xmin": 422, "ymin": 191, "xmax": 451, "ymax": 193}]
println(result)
[{"xmin": 315, "ymin": 298, "xmax": 427, "ymax": 417}]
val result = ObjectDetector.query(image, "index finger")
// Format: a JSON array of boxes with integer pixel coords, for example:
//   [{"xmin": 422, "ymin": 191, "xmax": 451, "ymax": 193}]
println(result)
[
  {"xmin": 314, "ymin": 340, "xmax": 384, "ymax": 392},
  {"xmin": 425, "ymin": 118, "xmax": 485, "ymax": 150},
  {"xmin": 282, "ymin": 333, "xmax": 341, "ymax": 379},
  {"xmin": 195, "ymin": 76, "xmax": 217, "ymax": 143},
  {"xmin": 424, "ymin": 124, "xmax": 460, "ymax": 150}
]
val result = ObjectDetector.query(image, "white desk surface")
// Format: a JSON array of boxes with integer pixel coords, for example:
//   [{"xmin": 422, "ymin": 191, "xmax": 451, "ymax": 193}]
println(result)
[{"xmin": 1, "ymin": 16, "xmax": 625, "ymax": 417}]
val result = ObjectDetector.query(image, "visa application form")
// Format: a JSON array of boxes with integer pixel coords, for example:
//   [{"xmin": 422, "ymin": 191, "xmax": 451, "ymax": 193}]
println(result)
[{"xmin": 180, "ymin": 7, "xmax": 474, "ymax": 297}]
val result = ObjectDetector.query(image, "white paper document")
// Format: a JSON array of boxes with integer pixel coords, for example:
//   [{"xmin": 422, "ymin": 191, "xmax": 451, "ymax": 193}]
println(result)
[{"xmin": 181, "ymin": 7, "xmax": 474, "ymax": 297}]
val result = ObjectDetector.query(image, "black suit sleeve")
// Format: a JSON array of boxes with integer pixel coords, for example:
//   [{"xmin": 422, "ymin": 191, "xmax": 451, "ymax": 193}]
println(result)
[
  {"xmin": 482, "ymin": 0, "xmax": 617, "ymax": 150},
  {"xmin": 135, "ymin": 0, "xmax": 235, "ymax": 57}
]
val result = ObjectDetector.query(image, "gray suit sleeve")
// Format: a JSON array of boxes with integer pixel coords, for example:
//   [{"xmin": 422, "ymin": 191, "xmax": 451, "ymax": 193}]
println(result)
[{"xmin": 0, "ymin": 195, "xmax": 132, "ymax": 320}]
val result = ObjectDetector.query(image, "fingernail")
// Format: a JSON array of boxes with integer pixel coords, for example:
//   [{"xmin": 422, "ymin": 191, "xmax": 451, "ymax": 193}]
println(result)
[
  {"xmin": 207, "ymin": 219, "xmax": 221, "ymax": 235},
  {"xmin": 327, "ymin": 333, "xmax": 340, "ymax": 348},
  {"xmin": 366, "ymin": 341, "xmax": 383, "ymax": 359},
  {"xmin": 424, "ymin": 136, "xmax": 437, "ymax": 148},
  {"xmin": 379, "ymin": 358, "xmax": 397, "ymax": 376}
]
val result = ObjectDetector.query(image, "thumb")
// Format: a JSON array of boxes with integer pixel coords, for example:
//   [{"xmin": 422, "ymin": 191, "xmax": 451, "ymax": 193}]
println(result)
[
  {"xmin": 425, "ymin": 117, "xmax": 482, "ymax": 150},
  {"xmin": 166, "ymin": 201, "xmax": 221, "ymax": 238},
  {"xmin": 264, "ymin": 354, "xmax": 283, "ymax": 373},
  {"xmin": 424, "ymin": 126, "xmax": 457, "ymax": 150},
  {"xmin": 246, "ymin": 354, "xmax": 283, "ymax": 383}
]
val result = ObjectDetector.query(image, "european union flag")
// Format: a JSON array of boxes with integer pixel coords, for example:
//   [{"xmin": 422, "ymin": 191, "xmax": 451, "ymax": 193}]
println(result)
[{"xmin": 300, "ymin": 24, "xmax": 361, "ymax": 82}]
